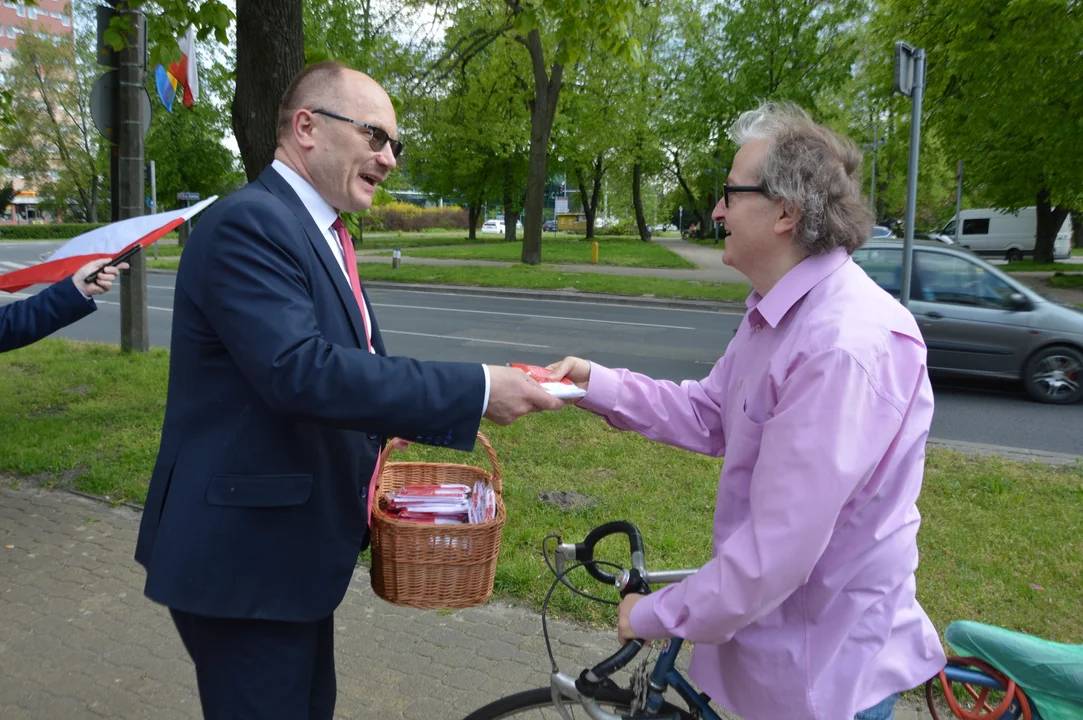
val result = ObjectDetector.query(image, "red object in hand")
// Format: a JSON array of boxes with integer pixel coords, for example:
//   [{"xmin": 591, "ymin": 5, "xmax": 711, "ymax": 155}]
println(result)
[{"xmin": 509, "ymin": 363, "xmax": 574, "ymax": 385}]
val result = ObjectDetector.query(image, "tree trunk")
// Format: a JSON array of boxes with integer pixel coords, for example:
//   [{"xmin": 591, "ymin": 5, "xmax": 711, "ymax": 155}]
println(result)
[
  {"xmin": 502, "ymin": 160, "xmax": 517, "ymax": 242},
  {"xmin": 1034, "ymin": 188, "xmax": 1069, "ymax": 264},
  {"xmin": 467, "ymin": 202, "xmax": 480, "ymax": 240},
  {"xmin": 89, "ymin": 175, "xmax": 99, "ymax": 223},
  {"xmin": 520, "ymin": 30, "xmax": 563, "ymax": 265},
  {"xmin": 578, "ymin": 181, "xmax": 595, "ymax": 238},
  {"xmin": 232, "ymin": 0, "xmax": 305, "ymax": 182},
  {"xmin": 632, "ymin": 161, "xmax": 649, "ymax": 241}
]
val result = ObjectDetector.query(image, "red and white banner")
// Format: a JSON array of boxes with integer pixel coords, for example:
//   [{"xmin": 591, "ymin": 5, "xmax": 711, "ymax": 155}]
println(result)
[{"xmin": 0, "ymin": 197, "xmax": 217, "ymax": 293}]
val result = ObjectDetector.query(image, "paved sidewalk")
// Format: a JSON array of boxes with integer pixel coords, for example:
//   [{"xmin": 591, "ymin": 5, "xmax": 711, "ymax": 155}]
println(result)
[{"xmin": 0, "ymin": 481, "xmax": 928, "ymax": 719}]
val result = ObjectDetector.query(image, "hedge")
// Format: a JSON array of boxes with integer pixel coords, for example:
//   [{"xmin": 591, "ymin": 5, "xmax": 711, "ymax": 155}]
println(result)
[
  {"xmin": 362, "ymin": 201, "xmax": 468, "ymax": 232},
  {"xmin": 0, "ymin": 223, "xmax": 109, "ymax": 240}
]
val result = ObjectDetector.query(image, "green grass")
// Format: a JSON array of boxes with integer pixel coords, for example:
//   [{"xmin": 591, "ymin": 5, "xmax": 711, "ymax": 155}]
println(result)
[
  {"xmin": 359, "ymin": 233, "xmax": 506, "ymax": 250},
  {"xmin": 1000, "ymin": 260, "xmax": 1082, "ymax": 273},
  {"xmin": 403, "ymin": 236, "xmax": 696, "ymax": 269},
  {"xmin": 2, "ymin": 339, "xmax": 1082, "ymax": 644},
  {"xmin": 1073, "ymin": 248, "xmax": 1082, "ymax": 257},
  {"xmin": 1049, "ymin": 273, "xmax": 1083, "ymax": 289},
  {"xmin": 145, "ymin": 259, "xmax": 752, "ymax": 302}
]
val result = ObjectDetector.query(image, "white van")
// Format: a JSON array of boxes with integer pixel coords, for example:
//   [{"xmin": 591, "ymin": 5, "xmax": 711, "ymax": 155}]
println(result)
[{"xmin": 935, "ymin": 207, "xmax": 1072, "ymax": 262}]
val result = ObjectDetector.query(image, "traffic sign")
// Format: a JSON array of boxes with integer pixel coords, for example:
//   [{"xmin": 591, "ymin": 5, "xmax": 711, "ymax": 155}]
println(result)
[{"xmin": 90, "ymin": 70, "xmax": 152, "ymax": 144}]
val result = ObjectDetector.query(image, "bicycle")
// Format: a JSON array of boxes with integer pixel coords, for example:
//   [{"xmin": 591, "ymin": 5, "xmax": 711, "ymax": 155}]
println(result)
[
  {"xmin": 463, "ymin": 520, "xmax": 712, "ymax": 720},
  {"xmin": 463, "ymin": 519, "xmax": 1083, "ymax": 720}
]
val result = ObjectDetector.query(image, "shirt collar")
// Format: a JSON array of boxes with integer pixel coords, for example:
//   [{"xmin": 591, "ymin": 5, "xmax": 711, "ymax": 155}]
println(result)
[
  {"xmin": 271, "ymin": 159, "xmax": 340, "ymax": 234},
  {"xmin": 746, "ymin": 246, "xmax": 851, "ymax": 328}
]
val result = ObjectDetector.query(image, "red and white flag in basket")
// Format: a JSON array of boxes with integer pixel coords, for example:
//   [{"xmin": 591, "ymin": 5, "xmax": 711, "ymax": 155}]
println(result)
[{"xmin": 0, "ymin": 196, "xmax": 217, "ymax": 293}]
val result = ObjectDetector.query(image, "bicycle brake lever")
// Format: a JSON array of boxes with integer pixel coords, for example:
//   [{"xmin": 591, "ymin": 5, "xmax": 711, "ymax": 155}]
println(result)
[{"xmin": 554, "ymin": 541, "xmax": 581, "ymax": 591}]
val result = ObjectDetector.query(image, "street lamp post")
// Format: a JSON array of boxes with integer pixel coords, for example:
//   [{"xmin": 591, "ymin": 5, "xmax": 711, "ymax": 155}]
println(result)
[{"xmin": 894, "ymin": 41, "xmax": 927, "ymax": 308}]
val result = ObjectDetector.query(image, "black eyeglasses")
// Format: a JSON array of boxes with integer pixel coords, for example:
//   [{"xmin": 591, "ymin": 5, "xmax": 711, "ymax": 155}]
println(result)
[
  {"xmin": 723, "ymin": 184, "xmax": 766, "ymax": 206},
  {"xmin": 310, "ymin": 108, "xmax": 403, "ymax": 159}
]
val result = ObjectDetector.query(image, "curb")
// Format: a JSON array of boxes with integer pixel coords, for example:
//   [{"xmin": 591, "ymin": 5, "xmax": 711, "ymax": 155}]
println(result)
[
  {"xmin": 926, "ymin": 438, "xmax": 1081, "ymax": 466},
  {"xmin": 147, "ymin": 269, "xmax": 749, "ymax": 313}
]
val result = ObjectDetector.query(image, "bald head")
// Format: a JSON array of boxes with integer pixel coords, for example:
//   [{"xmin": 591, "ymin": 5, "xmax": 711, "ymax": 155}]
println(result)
[
  {"xmin": 273, "ymin": 62, "xmax": 399, "ymax": 213},
  {"xmin": 277, "ymin": 62, "xmax": 391, "ymax": 145}
]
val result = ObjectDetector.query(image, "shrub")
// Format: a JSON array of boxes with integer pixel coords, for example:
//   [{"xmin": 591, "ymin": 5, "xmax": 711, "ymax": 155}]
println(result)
[
  {"xmin": 0, "ymin": 223, "xmax": 110, "ymax": 239},
  {"xmin": 362, "ymin": 201, "xmax": 469, "ymax": 232},
  {"xmin": 597, "ymin": 218, "xmax": 639, "ymax": 236}
]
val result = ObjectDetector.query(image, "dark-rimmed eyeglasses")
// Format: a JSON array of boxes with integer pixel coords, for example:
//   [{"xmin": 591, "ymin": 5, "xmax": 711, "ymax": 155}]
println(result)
[
  {"xmin": 723, "ymin": 184, "xmax": 766, "ymax": 206},
  {"xmin": 311, "ymin": 108, "xmax": 403, "ymax": 159}
]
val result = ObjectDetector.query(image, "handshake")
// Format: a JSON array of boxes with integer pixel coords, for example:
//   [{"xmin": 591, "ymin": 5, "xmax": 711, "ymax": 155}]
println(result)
[{"xmin": 482, "ymin": 356, "xmax": 592, "ymax": 426}]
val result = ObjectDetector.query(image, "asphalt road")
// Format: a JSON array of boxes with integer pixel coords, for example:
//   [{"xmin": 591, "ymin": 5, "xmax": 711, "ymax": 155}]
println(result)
[{"xmin": 3, "ymin": 240, "xmax": 1081, "ymax": 455}]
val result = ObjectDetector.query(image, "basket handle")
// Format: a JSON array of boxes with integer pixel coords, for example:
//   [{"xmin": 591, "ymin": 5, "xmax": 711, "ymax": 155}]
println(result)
[{"xmin": 381, "ymin": 431, "xmax": 502, "ymax": 493}]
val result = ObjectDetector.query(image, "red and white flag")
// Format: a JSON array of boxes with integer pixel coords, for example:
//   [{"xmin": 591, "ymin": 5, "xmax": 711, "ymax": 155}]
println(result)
[{"xmin": 0, "ymin": 196, "xmax": 217, "ymax": 293}]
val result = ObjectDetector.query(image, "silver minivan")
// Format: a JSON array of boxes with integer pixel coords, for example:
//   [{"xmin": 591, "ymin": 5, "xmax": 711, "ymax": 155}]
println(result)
[{"xmin": 853, "ymin": 240, "xmax": 1083, "ymax": 404}]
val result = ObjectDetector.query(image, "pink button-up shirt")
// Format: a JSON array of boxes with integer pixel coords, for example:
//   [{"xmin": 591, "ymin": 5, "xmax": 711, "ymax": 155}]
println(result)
[{"xmin": 580, "ymin": 247, "xmax": 946, "ymax": 719}]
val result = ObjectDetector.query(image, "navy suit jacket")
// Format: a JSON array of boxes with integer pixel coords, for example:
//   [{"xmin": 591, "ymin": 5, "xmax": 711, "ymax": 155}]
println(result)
[
  {"xmin": 0, "ymin": 277, "xmax": 95, "ymax": 354},
  {"xmin": 134, "ymin": 166, "xmax": 486, "ymax": 622}
]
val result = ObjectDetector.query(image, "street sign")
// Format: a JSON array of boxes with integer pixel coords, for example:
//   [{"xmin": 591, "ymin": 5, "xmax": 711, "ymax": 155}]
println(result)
[
  {"xmin": 555, "ymin": 197, "xmax": 568, "ymax": 214},
  {"xmin": 90, "ymin": 70, "xmax": 152, "ymax": 144},
  {"xmin": 894, "ymin": 41, "xmax": 916, "ymax": 97},
  {"xmin": 96, "ymin": 6, "xmax": 147, "ymax": 70},
  {"xmin": 176, "ymin": 192, "xmax": 201, "ymax": 202}
]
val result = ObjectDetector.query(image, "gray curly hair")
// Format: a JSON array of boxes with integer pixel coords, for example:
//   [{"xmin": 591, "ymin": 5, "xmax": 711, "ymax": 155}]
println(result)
[{"xmin": 728, "ymin": 101, "xmax": 872, "ymax": 256}]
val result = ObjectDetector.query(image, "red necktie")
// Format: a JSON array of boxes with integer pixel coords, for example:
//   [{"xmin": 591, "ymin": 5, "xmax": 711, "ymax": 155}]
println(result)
[
  {"xmin": 332, "ymin": 217, "xmax": 381, "ymax": 524},
  {"xmin": 331, "ymin": 217, "xmax": 372, "ymax": 353}
]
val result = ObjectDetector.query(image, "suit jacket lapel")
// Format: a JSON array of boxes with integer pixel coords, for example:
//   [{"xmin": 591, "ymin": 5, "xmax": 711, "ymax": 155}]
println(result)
[{"xmin": 257, "ymin": 167, "xmax": 370, "ymax": 349}]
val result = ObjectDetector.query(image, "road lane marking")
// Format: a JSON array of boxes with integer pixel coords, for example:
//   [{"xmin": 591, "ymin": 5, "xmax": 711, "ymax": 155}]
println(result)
[
  {"xmin": 372, "ymin": 303, "xmax": 697, "ymax": 330},
  {"xmin": 379, "ymin": 288, "xmax": 747, "ymax": 317},
  {"xmin": 382, "ymin": 329, "xmax": 550, "ymax": 348}
]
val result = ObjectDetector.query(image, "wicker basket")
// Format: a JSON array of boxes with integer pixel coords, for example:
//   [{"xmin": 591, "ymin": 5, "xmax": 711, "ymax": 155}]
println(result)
[{"xmin": 369, "ymin": 431, "xmax": 505, "ymax": 609}]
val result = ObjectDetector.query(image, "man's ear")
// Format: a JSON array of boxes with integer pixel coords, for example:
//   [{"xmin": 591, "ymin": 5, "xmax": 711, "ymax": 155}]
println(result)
[
  {"xmin": 774, "ymin": 202, "xmax": 799, "ymax": 236},
  {"xmin": 292, "ymin": 110, "xmax": 318, "ymax": 150}
]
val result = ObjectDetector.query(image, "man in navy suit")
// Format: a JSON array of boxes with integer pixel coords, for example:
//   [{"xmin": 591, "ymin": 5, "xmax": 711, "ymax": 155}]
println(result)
[
  {"xmin": 133, "ymin": 61, "xmax": 562, "ymax": 719},
  {"xmin": 0, "ymin": 258, "xmax": 126, "ymax": 354}
]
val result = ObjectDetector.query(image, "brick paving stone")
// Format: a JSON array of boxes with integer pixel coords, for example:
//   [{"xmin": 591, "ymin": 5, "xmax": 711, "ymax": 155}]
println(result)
[{"xmin": 0, "ymin": 483, "xmax": 929, "ymax": 719}]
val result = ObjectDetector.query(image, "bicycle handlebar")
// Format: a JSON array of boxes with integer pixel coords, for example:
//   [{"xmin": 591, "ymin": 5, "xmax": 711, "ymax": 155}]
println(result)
[{"xmin": 573, "ymin": 520, "xmax": 647, "ymax": 585}]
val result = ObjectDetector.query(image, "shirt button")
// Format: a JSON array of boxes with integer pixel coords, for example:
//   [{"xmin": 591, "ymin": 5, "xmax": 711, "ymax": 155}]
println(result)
[{"xmin": 755, "ymin": 323, "xmax": 762, "ymax": 331}]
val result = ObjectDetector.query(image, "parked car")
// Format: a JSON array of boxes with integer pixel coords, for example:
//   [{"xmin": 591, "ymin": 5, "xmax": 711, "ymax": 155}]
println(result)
[
  {"xmin": 543, "ymin": 220, "xmax": 558, "ymax": 232},
  {"xmin": 871, "ymin": 225, "xmax": 894, "ymax": 238},
  {"xmin": 480, "ymin": 220, "xmax": 505, "ymax": 234},
  {"xmin": 852, "ymin": 239, "xmax": 1083, "ymax": 404},
  {"xmin": 932, "ymin": 207, "xmax": 1073, "ymax": 262}
]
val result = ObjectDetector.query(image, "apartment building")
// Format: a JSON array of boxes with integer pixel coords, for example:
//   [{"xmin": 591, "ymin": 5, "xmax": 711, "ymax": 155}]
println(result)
[{"xmin": 1, "ymin": 1, "xmax": 74, "ymax": 222}]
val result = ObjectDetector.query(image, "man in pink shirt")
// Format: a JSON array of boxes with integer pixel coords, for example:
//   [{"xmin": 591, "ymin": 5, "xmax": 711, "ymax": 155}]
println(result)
[{"xmin": 548, "ymin": 102, "xmax": 946, "ymax": 719}]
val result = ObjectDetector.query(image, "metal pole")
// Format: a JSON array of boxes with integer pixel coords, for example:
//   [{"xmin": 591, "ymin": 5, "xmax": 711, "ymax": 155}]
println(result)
[
  {"xmin": 118, "ymin": 2, "xmax": 148, "ymax": 351},
  {"xmin": 714, "ymin": 162, "xmax": 719, "ymax": 244},
  {"xmin": 954, "ymin": 159, "xmax": 963, "ymax": 245},
  {"xmin": 150, "ymin": 160, "xmax": 158, "ymax": 260},
  {"xmin": 899, "ymin": 49, "xmax": 925, "ymax": 308},
  {"xmin": 870, "ymin": 119, "xmax": 878, "ymax": 218}
]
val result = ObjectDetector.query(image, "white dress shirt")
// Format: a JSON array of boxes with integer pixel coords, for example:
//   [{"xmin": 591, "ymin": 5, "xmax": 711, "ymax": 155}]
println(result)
[{"xmin": 270, "ymin": 160, "xmax": 489, "ymax": 411}]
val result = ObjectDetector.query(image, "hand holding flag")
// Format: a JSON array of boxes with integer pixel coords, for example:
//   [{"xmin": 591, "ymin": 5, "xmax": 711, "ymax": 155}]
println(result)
[
  {"xmin": 0, "ymin": 196, "xmax": 217, "ymax": 293},
  {"xmin": 74, "ymin": 257, "xmax": 130, "ymax": 296}
]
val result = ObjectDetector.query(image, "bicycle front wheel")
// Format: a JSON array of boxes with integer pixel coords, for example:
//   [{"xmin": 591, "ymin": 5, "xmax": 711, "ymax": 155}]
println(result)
[{"xmin": 463, "ymin": 685, "xmax": 696, "ymax": 719}]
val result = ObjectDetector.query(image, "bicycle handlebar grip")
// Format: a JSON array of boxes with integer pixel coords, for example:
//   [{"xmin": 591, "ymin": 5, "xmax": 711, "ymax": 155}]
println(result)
[
  {"xmin": 593, "ymin": 639, "xmax": 644, "ymax": 682},
  {"xmin": 576, "ymin": 521, "xmax": 645, "ymax": 585},
  {"xmin": 576, "ymin": 639, "xmax": 645, "ymax": 697}
]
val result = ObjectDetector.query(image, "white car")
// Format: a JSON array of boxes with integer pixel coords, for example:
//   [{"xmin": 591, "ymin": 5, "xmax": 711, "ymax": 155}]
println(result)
[{"xmin": 480, "ymin": 220, "xmax": 505, "ymax": 234}]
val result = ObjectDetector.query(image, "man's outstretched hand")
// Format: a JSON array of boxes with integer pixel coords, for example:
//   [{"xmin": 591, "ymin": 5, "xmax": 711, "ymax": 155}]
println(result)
[{"xmin": 483, "ymin": 365, "xmax": 564, "ymax": 425}]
